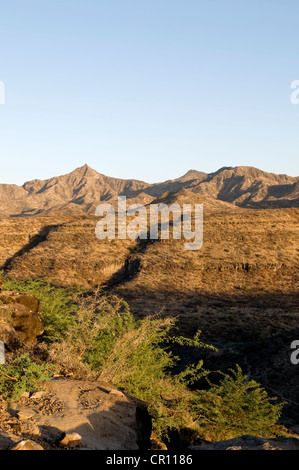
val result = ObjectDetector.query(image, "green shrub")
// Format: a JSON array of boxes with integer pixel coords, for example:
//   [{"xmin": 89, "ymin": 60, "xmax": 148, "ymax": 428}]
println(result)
[
  {"xmin": 194, "ymin": 365, "xmax": 285, "ymax": 441},
  {"xmin": 0, "ymin": 355, "xmax": 56, "ymax": 401},
  {"xmin": 51, "ymin": 292, "xmax": 215, "ymax": 438},
  {"xmin": 51, "ymin": 292, "xmax": 284, "ymax": 441}
]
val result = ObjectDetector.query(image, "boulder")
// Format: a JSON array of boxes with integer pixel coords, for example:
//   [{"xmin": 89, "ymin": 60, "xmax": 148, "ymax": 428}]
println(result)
[
  {"xmin": 1, "ymin": 377, "xmax": 152, "ymax": 450},
  {"xmin": 58, "ymin": 432, "xmax": 82, "ymax": 448},
  {"xmin": 0, "ymin": 431, "xmax": 21, "ymax": 450},
  {"xmin": 0, "ymin": 291, "xmax": 41, "ymax": 314},
  {"xmin": 7, "ymin": 377, "xmax": 151, "ymax": 450},
  {"xmin": 0, "ymin": 320, "xmax": 24, "ymax": 351},
  {"xmin": 17, "ymin": 409, "xmax": 38, "ymax": 421},
  {"xmin": 10, "ymin": 439, "xmax": 44, "ymax": 450},
  {"xmin": 30, "ymin": 391, "xmax": 44, "ymax": 399},
  {"xmin": 0, "ymin": 302, "xmax": 43, "ymax": 345}
]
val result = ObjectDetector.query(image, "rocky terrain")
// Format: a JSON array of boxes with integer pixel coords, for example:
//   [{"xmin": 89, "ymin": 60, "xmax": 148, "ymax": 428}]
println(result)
[
  {"xmin": 0, "ymin": 377, "xmax": 151, "ymax": 451},
  {"xmin": 0, "ymin": 165, "xmax": 298, "ymax": 450},
  {"xmin": 0, "ymin": 283, "xmax": 152, "ymax": 450}
]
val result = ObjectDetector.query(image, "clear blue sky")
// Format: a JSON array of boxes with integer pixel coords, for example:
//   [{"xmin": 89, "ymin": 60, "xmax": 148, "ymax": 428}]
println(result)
[{"xmin": 0, "ymin": 0, "xmax": 298, "ymax": 185}]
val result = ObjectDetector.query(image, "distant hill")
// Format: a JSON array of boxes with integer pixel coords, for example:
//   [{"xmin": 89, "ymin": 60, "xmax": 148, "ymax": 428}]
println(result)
[{"xmin": 0, "ymin": 164, "xmax": 297, "ymax": 217}]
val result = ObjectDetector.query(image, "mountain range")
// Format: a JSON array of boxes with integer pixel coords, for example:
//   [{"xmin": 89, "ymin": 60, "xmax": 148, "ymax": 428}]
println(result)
[{"xmin": 0, "ymin": 164, "xmax": 298, "ymax": 217}]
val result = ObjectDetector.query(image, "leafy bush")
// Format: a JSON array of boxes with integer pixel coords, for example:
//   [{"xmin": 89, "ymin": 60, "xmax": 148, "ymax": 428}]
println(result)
[
  {"xmin": 50, "ymin": 291, "xmax": 284, "ymax": 441},
  {"xmin": 0, "ymin": 355, "xmax": 56, "ymax": 401},
  {"xmin": 50, "ymin": 292, "xmax": 215, "ymax": 437},
  {"xmin": 194, "ymin": 365, "xmax": 285, "ymax": 441}
]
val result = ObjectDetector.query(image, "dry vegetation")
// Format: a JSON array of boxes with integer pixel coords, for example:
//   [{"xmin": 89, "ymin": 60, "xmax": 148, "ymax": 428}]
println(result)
[
  {"xmin": 0, "ymin": 208, "xmax": 297, "ymax": 340},
  {"xmin": 0, "ymin": 207, "xmax": 298, "ymax": 427}
]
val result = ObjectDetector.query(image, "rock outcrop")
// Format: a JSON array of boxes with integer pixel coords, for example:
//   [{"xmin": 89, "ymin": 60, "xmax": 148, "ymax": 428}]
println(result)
[
  {"xmin": 11, "ymin": 439, "xmax": 44, "ymax": 450},
  {"xmin": 0, "ymin": 279, "xmax": 43, "ymax": 349},
  {"xmin": 0, "ymin": 377, "xmax": 151, "ymax": 450}
]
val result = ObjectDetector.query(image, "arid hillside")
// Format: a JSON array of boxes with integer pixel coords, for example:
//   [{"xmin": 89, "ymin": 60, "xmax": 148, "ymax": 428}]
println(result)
[{"xmin": 0, "ymin": 208, "xmax": 297, "ymax": 339}]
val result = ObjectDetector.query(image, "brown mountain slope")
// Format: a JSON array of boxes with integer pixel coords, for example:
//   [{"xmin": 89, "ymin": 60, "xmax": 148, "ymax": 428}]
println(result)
[
  {"xmin": 1, "ymin": 209, "xmax": 298, "ymax": 313},
  {"xmin": 150, "ymin": 187, "xmax": 240, "ymax": 212},
  {"xmin": 0, "ymin": 165, "xmax": 297, "ymax": 217},
  {"xmin": 5, "ymin": 164, "xmax": 151, "ymax": 217},
  {"xmin": 194, "ymin": 166, "xmax": 298, "ymax": 207}
]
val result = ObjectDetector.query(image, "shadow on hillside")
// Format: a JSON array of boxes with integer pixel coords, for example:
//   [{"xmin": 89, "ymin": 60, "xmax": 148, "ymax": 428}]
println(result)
[
  {"xmin": 169, "ymin": 326, "xmax": 299, "ymax": 427},
  {"xmin": 110, "ymin": 285, "xmax": 299, "ymax": 427},
  {"xmin": 2, "ymin": 224, "xmax": 65, "ymax": 272},
  {"xmin": 116, "ymin": 285, "xmax": 299, "ymax": 319},
  {"xmin": 243, "ymin": 198, "xmax": 299, "ymax": 209}
]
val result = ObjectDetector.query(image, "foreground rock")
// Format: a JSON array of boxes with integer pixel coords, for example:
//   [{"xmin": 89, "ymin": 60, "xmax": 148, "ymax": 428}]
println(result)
[
  {"xmin": 58, "ymin": 432, "xmax": 82, "ymax": 448},
  {"xmin": 189, "ymin": 434, "xmax": 299, "ymax": 450},
  {"xmin": 11, "ymin": 440, "xmax": 44, "ymax": 451},
  {"xmin": 0, "ymin": 320, "xmax": 23, "ymax": 350},
  {"xmin": 0, "ymin": 377, "xmax": 151, "ymax": 450},
  {"xmin": 0, "ymin": 290, "xmax": 43, "ymax": 347},
  {"xmin": 0, "ymin": 291, "xmax": 41, "ymax": 314}
]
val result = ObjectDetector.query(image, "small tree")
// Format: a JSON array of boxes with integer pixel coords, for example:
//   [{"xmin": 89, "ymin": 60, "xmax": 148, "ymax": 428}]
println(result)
[{"xmin": 194, "ymin": 365, "xmax": 285, "ymax": 441}]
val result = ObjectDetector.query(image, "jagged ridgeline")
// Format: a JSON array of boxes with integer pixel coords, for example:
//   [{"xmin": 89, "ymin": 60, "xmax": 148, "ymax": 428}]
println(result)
[{"xmin": 0, "ymin": 164, "xmax": 297, "ymax": 217}]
